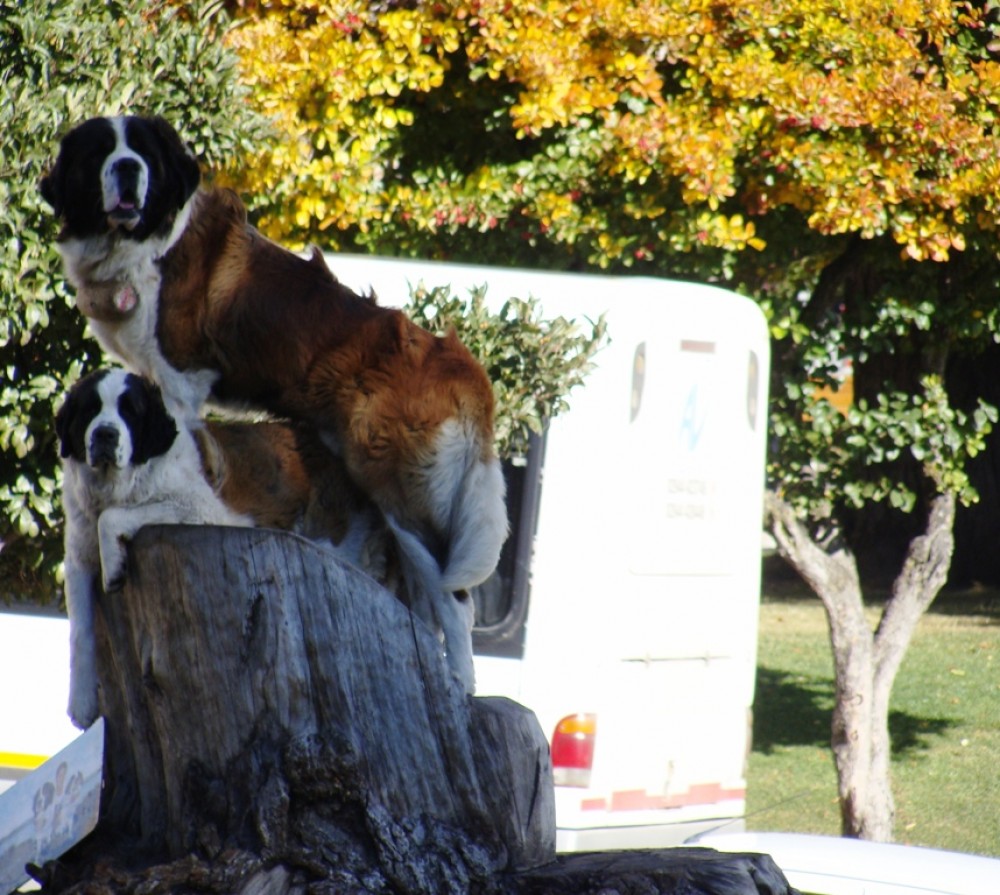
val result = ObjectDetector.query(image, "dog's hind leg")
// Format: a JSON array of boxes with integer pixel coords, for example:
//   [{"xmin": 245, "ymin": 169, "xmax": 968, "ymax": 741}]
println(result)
[{"xmin": 421, "ymin": 418, "xmax": 508, "ymax": 592}]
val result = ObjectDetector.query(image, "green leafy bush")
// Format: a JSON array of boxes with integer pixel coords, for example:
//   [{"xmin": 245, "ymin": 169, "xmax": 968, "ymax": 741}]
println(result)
[
  {"xmin": 0, "ymin": 0, "xmax": 268, "ymax": 604},
  {"xmin": 407, "ymin": 284, "xmax": 608, "ymax": 458}
]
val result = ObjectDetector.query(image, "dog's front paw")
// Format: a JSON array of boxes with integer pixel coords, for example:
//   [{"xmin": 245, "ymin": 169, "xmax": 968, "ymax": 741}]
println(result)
[
  {"xmin": 100, "ymin": 548, "xmax": 127, "ymax": 593},
  {"xmin": 98, "ymin": 520, "xmax": 128, "ymax": 592},
  {"xmin": 68, "ymin": 684, "xmax": 99, "ymax": 731},
  {"xmin": 97, "ymin": 508, "xmax": 140, "ymax": 592}
]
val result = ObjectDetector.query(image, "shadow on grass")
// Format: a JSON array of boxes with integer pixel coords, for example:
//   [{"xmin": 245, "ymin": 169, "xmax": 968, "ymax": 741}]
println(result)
[
  {"xmin": 927, "ymin": 587, "xmax": 1000, "ymax": 622},
  {"xmin": 753, "ymin": 666, "xmax": 956, "ymax": 757},
  {"xmin": 887, "ymin": 710, "xmax": 955, "ymax": 755},
  {"xmin": 753, "ymin": 666, "xmax": 832, "ymax": 754}
]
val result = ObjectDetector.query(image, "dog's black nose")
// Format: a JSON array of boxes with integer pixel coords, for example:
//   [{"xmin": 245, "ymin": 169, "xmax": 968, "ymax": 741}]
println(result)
[
  {"xmin": 112, "ymin": 157, "xmax": 142, "ymax": 179},
  {"xmin": 111, "ymin": 158, "xmax": 142, "ymax": 202},
  {"xmin": 89, "ymin": 425, "xmax": 120, "ymax": 466}
]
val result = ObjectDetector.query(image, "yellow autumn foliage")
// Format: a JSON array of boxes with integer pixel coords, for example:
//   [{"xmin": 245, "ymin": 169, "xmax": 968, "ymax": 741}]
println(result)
[{"xmin": 224, "ymin": 0, "xmax": 1000, "ymax": 264}]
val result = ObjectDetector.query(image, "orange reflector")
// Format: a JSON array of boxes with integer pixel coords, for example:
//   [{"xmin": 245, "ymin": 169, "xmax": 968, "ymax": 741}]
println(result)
[{"xmin": 554, "ymin": 713, "xmax": 597, "ymax": 738}]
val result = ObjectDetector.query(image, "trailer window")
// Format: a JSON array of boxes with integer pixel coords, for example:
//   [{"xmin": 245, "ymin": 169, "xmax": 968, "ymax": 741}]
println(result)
[{"xmin": 470, "ymin": 430, "xmax": 546, "ymax": 659}]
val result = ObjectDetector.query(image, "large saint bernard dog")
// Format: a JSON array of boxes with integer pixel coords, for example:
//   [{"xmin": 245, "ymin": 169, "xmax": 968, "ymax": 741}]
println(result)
[
  {"xmin": 40, "ymin": 115, "xmax": 507, "ymax": 600},
  {"xmin": 57, "ymin": 368, "xmax": 254, "ymax": 728}
]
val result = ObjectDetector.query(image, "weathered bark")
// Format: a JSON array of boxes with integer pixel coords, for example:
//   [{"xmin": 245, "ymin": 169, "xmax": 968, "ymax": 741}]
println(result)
[
  {"xmin": 46, "ymin": 525, "xmax": 554, "ymax": 893},
  {"xmin": 35, "ymin": 525, "xmax": 797, "ymax": 895},
  {"xmin": 765, "ymin": 490, "xmax": 956, "ymax": 842}
]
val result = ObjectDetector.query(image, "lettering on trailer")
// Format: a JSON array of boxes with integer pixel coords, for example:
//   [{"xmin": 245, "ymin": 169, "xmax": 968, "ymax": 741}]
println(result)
[
  {"xmin": 665, "ymin": 476, "xmax": 716, "ymax": 521},
  {"xmin": 679, "ymin": 385, "xmax": 707, "ymax": 452},
  {"xmin": 677, "ymin": 337, "xmax": 717, "ymax": 456}
]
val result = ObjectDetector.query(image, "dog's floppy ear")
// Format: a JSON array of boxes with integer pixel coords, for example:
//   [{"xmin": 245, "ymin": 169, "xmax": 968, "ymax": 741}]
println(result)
[
  {"xmin": 130, "ymin": 377, "xmax": 178, "ymax": 463},
  {"xmin": 174, "ymin": 143, "xmax": 202, "ymax": 203},
  {"xmin": 54, "ymin": 391, "xmax": 75, "ymax": 459},
  {"xmin": 147, "ymin": 116, "xmax": 201, "ymax": 204},
  {"xmin": 39, "ymin": 121, "xmax": 83, "ymax": 217},
  {"xmin": 39, "ymin": 157, "xmax": 66, "ymax": 217}
]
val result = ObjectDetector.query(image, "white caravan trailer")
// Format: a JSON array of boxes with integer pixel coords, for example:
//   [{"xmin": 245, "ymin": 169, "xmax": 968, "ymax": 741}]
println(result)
[
  {"xmin": 331, "ymin": 257, "xmax": 771, "ymax": 850},
  {"xmin": 1, "ymin": 259, "xmax": 770, "ymax": 851}
]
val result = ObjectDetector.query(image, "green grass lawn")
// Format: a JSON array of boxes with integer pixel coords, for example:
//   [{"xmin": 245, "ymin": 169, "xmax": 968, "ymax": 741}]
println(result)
[{"xmin": 747, "ymin": 583, "xmax": 1000, "ymax": 857}]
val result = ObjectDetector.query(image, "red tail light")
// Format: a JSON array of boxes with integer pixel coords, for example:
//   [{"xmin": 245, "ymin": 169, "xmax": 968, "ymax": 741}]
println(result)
[{"xmin": 551, "ymin": 713, "xmax": 596, "ymax": 787}]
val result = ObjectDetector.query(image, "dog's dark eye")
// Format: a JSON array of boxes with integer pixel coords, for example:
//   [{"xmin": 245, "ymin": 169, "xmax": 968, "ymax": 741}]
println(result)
[
  {"xmin": 78, "ymin": 392, "xmax": 101, "ymax": 421},
  {"xmin": 124, "ymin": 128, "xmax": 157, "ymax": 164},
  {"xmin": 126, "ymin": 129, "xmax": 149, "ymax": 154},
  {"xmin": 64, "ymin": 128, "xmax": 115, "ymax": 173},
  {"xmin": 87, "ymin": 144, "xmax": 112, "ymax": 167},
  {"xmin": 117, "ymin": 387, "xmax": 146, "ymax": 422}
]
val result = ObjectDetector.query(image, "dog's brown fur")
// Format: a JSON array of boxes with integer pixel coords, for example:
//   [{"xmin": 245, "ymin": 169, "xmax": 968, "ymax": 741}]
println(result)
[{"xmin": 153, "ymin": 188, "xmax": 501, "ymax": 579}]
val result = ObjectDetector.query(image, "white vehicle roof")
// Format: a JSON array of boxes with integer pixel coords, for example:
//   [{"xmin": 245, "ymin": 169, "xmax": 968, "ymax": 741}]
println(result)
[{"xmin": 692, "ymin": 831, "xmax": 1000, "ymax": 895}]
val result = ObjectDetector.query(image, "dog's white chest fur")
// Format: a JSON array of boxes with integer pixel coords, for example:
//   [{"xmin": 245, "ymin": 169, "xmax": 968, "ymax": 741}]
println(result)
[{"xmin": 62, "ymin": 204, "xmax": 217, "ymax": 423}]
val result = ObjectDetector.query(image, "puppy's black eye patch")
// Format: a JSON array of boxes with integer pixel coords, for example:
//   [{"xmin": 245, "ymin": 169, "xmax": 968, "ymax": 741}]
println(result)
[
  {"xmin": 56, "ymin": 386, "xmax": 103, "ymax": 460},
  {"xmin": 77, "ymin": 391, "xmax": 101, "ymax": 422},
  {"xmin": 117, "ymin": 384, "xmax": 148, "ymax": 424},
  {"xmin": 64, "ymin": 128, "xmax": 116, "ymax": 176}
]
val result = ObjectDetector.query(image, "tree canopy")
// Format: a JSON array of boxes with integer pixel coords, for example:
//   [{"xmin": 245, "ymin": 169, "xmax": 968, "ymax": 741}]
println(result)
[
  {"xmin": 223, "ymin": 0, "xmax": 1000, "ymax": 541},
  {"xmin": 227, "ymin": 1, "xmax": 1000, "ymax": 262}
]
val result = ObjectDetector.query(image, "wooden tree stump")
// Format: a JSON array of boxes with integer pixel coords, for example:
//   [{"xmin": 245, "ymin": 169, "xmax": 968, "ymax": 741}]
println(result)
[{"xmin": 36, "ymin": 526, "xmax": 797, "ymax": 895}]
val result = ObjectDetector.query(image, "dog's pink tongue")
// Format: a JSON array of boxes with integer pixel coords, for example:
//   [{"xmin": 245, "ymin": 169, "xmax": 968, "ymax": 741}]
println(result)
[{"xmin": 115, "ymin": 284, "xmax": 137, "ymax": 313}]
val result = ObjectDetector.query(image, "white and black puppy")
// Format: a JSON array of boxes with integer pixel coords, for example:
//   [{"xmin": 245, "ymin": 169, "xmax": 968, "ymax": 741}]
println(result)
[
  {"xmin": 56, "ymin": 368, "xmax": 252, "ymax": 729},
  {"xmin": 57, "ymin": 371, "xmax": 472, "ymax": 725}
]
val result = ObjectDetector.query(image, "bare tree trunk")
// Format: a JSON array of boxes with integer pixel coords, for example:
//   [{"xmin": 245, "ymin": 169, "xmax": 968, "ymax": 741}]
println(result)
[
  {"xmin": 867, "ymin": 492, "xmax": 956, "ymax": 833},
  {"xmin": 765, "ymin": 490, "xmax": 956, "ymax": 842}
]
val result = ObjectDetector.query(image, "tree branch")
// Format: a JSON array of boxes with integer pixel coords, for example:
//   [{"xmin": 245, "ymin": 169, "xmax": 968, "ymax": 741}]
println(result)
[
  {"xmin": 763, "ymin": 490, "xmax": 861, "ymax": 613},
  {"xmin": 874, "ymin": 491, "xmax": 955, "ymax": 689}
]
